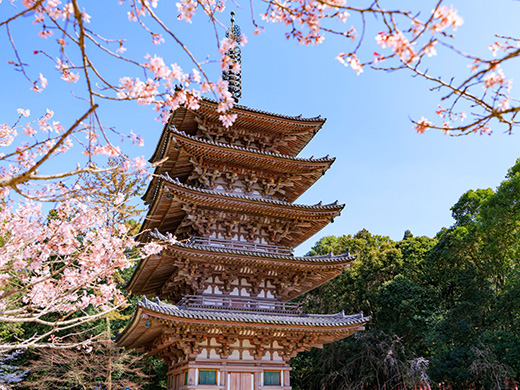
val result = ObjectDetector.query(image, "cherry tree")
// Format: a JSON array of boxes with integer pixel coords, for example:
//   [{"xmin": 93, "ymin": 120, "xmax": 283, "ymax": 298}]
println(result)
[
  {"xmin": 0, "ymin": 107, "xmax": 162, "ymax": 350},
  {"xmin": 2, "ymin": 0, "xmax": 517, "ymax": 140},
  {"xmin": 0, "ymin": 0, "xmax": 517, "ymax": 349}
]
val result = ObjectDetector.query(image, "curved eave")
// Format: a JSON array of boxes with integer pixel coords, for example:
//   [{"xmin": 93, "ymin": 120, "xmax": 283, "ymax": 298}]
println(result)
[
  {"xmin": 168, "ymin": 240, "xmax": 356, "ymax": 264},
  {"xmin": 144, "ymin": 128, "xmax": 334, "ymax": 204},
  {"xmin": 116, "ymin": 304, "xmax": 147, "ymax": 348},
  {"xmin": 143, "ymin": 129, "xmax": 335, "ymax": 205},
  {"xmin": 166, "ymin": 99, "xmax": 326, "ymax": 157},
  {"xmin": 126, "ymin": 240, "xmax": 356, "ymax": 297},
  {"xmin": 162, "ymin": 176, "xmax": 343, "ymax": 213},
  {"xmin": 117, "ymin": 298, "xmax": 368, "ymax": 350},
  {"xmin": 199, "ymin": 98, "xmax": 326, "ymax": 124},
  {"xmin": 143, "ymin": 297, "xmax": 367, "ymax": 328},
  {"xmin": 140, "ymin": 178, "xmax": 343, "ymax": 242},
  {"xmin": 172, "ymin": 128, "xmax": 335, "ymax": 171}
]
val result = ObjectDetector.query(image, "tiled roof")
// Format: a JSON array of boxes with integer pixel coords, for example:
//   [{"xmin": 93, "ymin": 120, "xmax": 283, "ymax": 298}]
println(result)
[
  {"xmin": 200, "ymin": 98, "xmax": 326, "ymax": 123},
  {"xmin": 160, "ymin": 174, "xmax": 344, "ymax": 211},
  {"xmin": 139, "ymin": 296, "xmax": 368, "ymax": 328},
  {"xmin": 171, "ymin": 128, "xmax": 334, "ymax": 164},
  {"xmin": 150, "ymin": 229, "xmax": 356, "ymax": 264}
]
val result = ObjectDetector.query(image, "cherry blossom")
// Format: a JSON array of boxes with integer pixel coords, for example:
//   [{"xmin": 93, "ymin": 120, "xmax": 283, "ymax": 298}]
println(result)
[
  {"xmin": 17, "ymin": 109, "xmax": 30, "ymax": 118},
  {"xmin": 376, "ymin": 31, "xmax": 417, "ymax": 64},
  {"xmin": 483, "ymin": 66, "xmax": 510, "ymax": 90},
  {"xmin": 414, "ymin": 117, "xmax": 432, "ymax": 134},
  {"xmin": 336, "ymin": 53, "xmax": 363, "ymax": 75},
  {"xmin": 176, "ymin": 0, "xmax": 197, "ymax": 22},
  {"xmin": 0, "ymin": 195, "xmax": 164, "ymax": 349},
  {"xmin": 430, "ymin": 5, "xmax": 463, "ymax": 33},
  {"xmin": 219, "ymin": 113, "xmax": 237, "ymax": 128}
]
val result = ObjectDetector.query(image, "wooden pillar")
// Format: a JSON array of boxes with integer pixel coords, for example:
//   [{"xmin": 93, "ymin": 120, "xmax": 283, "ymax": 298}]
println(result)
[
  {"xmin": 254, "ymin": 370, "xmax": 262, "ymax": 390},
  {"xmin": 283, "ymin": 369, "xmax": 291, "ymax": 388},
  {"xmin": 187, "ymin": 368, "xmax": 197, "ymax": 387}
]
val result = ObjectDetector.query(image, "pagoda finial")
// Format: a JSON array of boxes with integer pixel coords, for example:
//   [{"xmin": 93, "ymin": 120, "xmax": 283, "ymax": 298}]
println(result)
[{"xmin": 223, "ymin": 11, "xmax": 242, "ymax": 103}]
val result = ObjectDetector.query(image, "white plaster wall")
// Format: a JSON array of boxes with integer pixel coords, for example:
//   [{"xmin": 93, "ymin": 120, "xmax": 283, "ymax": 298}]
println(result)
[
  {"xmin": 242, "ymin": 350, "xmax": 254, "ymax": 360},
  {"xmin": 229, "ymin": 350, "xmax": 240, "ymax": 359},
  {"xmin": 272, "ymin": 351, "xmax": 284, "ymax": 361}
]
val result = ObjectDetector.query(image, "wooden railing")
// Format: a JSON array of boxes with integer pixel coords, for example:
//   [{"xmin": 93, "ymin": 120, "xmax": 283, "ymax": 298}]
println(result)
[
  {"xmin": 188, "ymin": 236, "xmax": 293, "ymax": 255},
  {"xmin": 178, "ymin": 295, "xmax": 302, "ymax": 314}
]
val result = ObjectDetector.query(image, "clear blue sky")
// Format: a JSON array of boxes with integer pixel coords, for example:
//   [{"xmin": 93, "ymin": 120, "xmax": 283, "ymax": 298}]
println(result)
[{"xmin": 1, "ymin": 0, "xmax": 519, "ymax": 256}]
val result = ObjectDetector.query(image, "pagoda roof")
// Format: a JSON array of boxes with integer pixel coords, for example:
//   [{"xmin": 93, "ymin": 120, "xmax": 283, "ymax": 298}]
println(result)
[
  {"xmin": 199, "ymin": 98, "xmax": 326, "ymax": 124},
  {"xmin": 143, "ymin": 128, "xmax": 334, "ymax": 204},
  {"xmin": 143, "ymin": 296, "xmax": 365, "ymax": 327},
  {"xmin": 127, "ymin": 232, "xmax": 356, "ymax": 299},
  {"xmin": 116, "ymin": 296, "xmax": 368, "ymax": 350},
  {"xmin": 154, "ymin": 99, "xmax": 326, "ymax": 160},
  {"xmin": 141, "ymin": 176, "xmax": 343, "ymax": 246}
]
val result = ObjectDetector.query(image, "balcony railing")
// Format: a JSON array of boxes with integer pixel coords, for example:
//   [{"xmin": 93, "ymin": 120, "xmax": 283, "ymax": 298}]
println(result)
[
  {"xmin": 188, "ymin": 236, "xmax": 293, "ymax": 255},
  {"xmin": 210, "ymin": 187, "xmax": 278, "ymax": 201},
  {"xmin": 178, "ymin": 295, "xmax": 302, "ymax": 315}
]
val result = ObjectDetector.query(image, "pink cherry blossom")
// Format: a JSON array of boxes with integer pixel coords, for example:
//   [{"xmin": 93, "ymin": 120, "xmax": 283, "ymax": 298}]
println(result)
[
  {"xmin": 38, "ymin": 29, "xmax": 53, "ymax": 39},
  {"xmin": 376, "ymin": 30, "xmax": 417, "ymax": 64},
  {"xmin": 483, "ymin": 66, "xmax": 511, "ymax": 90},
  {"xmin": 219, "ymin": 113, "xmax": 237, "ymax": 128},
  {"xmin": 336, "ymin": 53, "xmax": 363, "ymax": 75},
  {"xmin": 415, "ymin": 117, "xmax": 432, "ymax": 134},
  {"xmin": 152, "ymin": 33, "xmax": 165, "ymax": 45},
  {"xmin": 143, "ymin": 241, "xmax": 165, "ymax": 256},
  {"xmin": 424, "ymin": 41, "xmax": 438, "ymax": 57},
  {"xmin": 144, "ymin": 54, "xmax": 170, "ymax": 79},
  {"xmin": 17, "ymin": 108, "xmax": 31, "ymax": 117},
  {"xmin": 0, "ymin": 124, "xmax": 16, "ymax": 146},
  {"xmin": 132, "ymin": 156, "xmax": 147, "ymax": 171},
  {"xmin": 218, "ymin": 37, "xmax": 236, "ymax": 56},
  {"xmin": 176, "ymin": 0, "xmax": 197, "ymax": 22},
  {"xmin": 431, "ymin": 5, "xmax": 463, "ymax": 33}
]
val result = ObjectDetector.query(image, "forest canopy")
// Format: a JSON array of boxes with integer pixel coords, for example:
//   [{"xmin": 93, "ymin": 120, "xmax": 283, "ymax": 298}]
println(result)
[{"xmin": 291, "ymin": 158, "xmax": 520, "ymax": 390}]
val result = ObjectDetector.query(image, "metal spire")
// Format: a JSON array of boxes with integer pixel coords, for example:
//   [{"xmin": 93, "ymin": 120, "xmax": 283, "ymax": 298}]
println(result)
[{"xmin": 223, "ymin": 11, "xmax": 242, "ymax": 103}]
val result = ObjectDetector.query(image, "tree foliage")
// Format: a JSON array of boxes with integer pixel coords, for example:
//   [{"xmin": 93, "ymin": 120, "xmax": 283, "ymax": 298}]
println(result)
[{"xmin": 292, "ymin": 158, "xmax": 520, "ymax": 389}]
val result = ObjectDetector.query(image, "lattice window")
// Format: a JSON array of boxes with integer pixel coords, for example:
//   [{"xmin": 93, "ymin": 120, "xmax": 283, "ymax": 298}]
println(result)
[
  {"xmin": 199, "ymin": 369, "xmax": 217, "ymax": 385},
  {"xmin": 264, "ymin": 371, "xmax": 281, "ymax": 386}
]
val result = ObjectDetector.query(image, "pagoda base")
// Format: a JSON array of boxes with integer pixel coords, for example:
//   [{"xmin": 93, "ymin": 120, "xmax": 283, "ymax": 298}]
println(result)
[{"xmin": 167, "ymin": 359, "xmax": 291, "ymax": 390}]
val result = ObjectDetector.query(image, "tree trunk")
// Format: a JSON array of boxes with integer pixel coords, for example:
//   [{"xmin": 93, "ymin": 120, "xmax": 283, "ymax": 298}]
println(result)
[{"xmin": 106, "ymin": 317, "xmax": 112, "ymax": 390}]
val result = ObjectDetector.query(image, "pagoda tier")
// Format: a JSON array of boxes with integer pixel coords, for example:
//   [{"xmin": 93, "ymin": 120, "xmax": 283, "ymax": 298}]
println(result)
[
  {"xmin": 117, "ymin": 297, "xmax": 367, "ymax": 390},
  {"xmin": 127, "ymin": 232, "xmax": 356, "ymax": 303},
  {"xmin": 152, "ymin": 98, "xmax": 326, "ymax": 161},
  {"xmin": 141, "ymin": 176, "xmax": 343, "ymax": 247},
  {"xmin": 143, "ymin": 128, "xmax": 335, "ymax": 203}
]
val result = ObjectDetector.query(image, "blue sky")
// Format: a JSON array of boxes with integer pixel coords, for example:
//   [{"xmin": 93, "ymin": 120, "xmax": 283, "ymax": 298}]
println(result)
[{"xmin": 1, "ymin": 0, "xmax": 520, "ymax": 256}]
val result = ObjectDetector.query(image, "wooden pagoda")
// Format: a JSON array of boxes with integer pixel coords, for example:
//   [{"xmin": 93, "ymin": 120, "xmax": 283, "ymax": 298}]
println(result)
[
  {"xmin": 118, "ymin": 15, "xmax": 366, "ymax": 389},
  {"xmin": 117, "ymin": 97, "xmax": 368, "ymax": 389}
]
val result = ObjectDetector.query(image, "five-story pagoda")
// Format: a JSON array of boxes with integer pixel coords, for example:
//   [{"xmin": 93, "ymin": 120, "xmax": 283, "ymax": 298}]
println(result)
[{"xmin": 117, "ymin": 15, "xmax": 368, "ymax": 390}]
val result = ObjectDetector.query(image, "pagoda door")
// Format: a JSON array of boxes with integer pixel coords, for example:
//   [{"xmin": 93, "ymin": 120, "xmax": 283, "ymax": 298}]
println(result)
[{"xmin": 229, "ymin": 372, "xmax": 253, "ymax": 390}]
